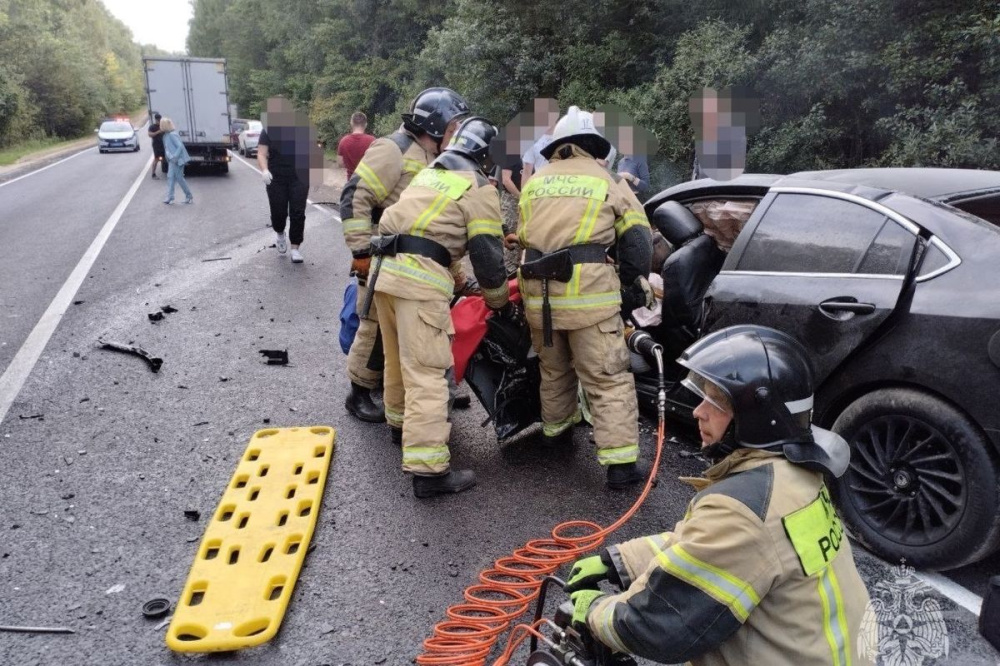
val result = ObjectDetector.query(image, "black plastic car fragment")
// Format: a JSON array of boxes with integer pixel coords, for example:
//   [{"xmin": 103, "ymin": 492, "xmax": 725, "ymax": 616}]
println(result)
[
  {"xmin": 99, "ymin": 340, "xmax": 163, "ymax": 373},
  {"xmin": 258, "ymin": 349, "xmax": 289, "ymax": 365}
]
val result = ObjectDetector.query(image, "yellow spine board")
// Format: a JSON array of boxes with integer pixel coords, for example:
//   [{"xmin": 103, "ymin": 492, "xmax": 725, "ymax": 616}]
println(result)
[{"xmin": 167, "ymin": 426, "xmax": 335, "ymax": 652}]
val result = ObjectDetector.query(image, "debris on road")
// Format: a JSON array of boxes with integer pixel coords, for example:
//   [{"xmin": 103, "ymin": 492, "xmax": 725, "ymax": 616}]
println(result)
[
  {"xmin": 73, "ymin": 300, "xmax": 84, "ymax": 305},
  {"xmin": 148, "ymin": 311, "xmax": 164, "ymax": 322},
  {"xmin": 154, "ymin": 616, "xmax": 172, "ymax": 631},
  {"xmin": 99, "ymin": 340, "xmax": 163, "ymax": 373},
  {"xmin": 18, "ymin": 414, "xmax": 43, "ymax": 420},
  {"xmin": 183, "ymin": 510, "xmax": 201, "ymax": 521},
  {"xmin": 142, "ymin": 598, "xmax": 171, "ymax": 620},
  {"xmin": 105, "ymin": 583, "xmax": 125, "ymax": 595},
  {"xmin": 259, "ymin": 349, "xmax": 289, "ymax": 365},
  {"xmin": 160, "ymin": 305, "xmax": 179, "ymax": 314},
  {"xmin": 193, "ymin": 421, "xmax": 209, "ymax": 427},
  {"xmin": 0, "ymin": 624, "xmax": 75, "ymax": 635},
  {"xmin": 201, "ymin": 257, "xmax": 232, "ymax": 262}
]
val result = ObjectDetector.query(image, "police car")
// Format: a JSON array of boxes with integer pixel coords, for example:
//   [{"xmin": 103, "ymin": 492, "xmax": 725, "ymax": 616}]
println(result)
[{"xmin": 97, "ymin": 119, "xmax": 140, "ymax": 153}]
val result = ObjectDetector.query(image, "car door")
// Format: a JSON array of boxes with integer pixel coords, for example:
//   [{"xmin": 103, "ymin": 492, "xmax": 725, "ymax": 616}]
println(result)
[{"xmin": 702, "ymin": 189, "xmax": 920, "ymax": 382}]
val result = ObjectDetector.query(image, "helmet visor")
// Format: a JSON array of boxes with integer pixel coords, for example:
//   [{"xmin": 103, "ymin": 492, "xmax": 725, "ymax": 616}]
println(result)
[{"xmin": 682, "ymin": 371, "xmax": 733, "ymax": 415}]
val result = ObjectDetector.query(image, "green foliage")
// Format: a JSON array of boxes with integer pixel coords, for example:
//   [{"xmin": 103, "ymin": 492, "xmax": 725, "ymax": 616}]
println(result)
[
  {"xmin": 185, "ymin": 0, "xmax": 1000, "ymax": 184},
  {"xmin": 0, "ymin": 0, "xmax": 146, "ymax": 146}
]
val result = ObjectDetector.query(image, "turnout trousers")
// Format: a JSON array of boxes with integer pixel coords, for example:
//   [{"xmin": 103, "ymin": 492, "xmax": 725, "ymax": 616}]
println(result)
[
  {"xmin": 347, "ymin": 280, "xmax": 383, "ymax": 389},
  {"xmin": 375, "ymin": 292, "xmax": 453, "ymax": 475},
  {"xmin": 530, "ymin": 314, "xmax": 640, "ymax": 466}
]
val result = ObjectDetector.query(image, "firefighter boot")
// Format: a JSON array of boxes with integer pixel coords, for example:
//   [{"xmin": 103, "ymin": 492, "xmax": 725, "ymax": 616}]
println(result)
[
  {"xmin": 413, "ymin": 470, "xmax": 477, "ymax": 498},
  {"xmin": 345, "ymin": 383, "xmax": 386, "ymax": 423},
  {"xmin": 606, "ymin": 462, "xmax": 650, "ymax": 490},
  {"xmin": 540, "ymin": 427, "xmax": 576, "ymax": 450}
]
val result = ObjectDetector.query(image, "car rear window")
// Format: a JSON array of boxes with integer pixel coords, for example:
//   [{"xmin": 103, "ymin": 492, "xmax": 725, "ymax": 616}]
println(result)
[{"xmin": 737, "ymin": 193, "xmax": 912, "ymax": 275}]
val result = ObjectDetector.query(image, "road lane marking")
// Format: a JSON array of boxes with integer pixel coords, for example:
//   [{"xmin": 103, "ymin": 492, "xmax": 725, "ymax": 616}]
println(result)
[
  {"xmin": 0, "ymin": 147, "xmax": 92, "ymax": 189},
  {"xmin": 916, "ymin": 570, "xmax": 984, "ymax": 616},
  {"xmin": 0, "ymin": 155, "xmax": 153, "ymax": 425},
  {"xmin": 231, "ymin": 152, "xmax": 342, "ymax": 221}
]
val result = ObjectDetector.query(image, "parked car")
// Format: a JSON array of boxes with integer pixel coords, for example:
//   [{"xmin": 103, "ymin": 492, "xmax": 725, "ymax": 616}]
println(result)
[
  {"xmin": 96, "ymin": 119, "xmax": 139, "ymax": 153},
  {"xmin": 230, "ymin": 118, "xmax": 250, "ymax": 149},
  {"xmin": 634, "ymin": 168, "xmax": 1000, "ymax": 570},
  {"xmin": 238, "ymin": 121, "xmax": 262, "ymax": 156}
]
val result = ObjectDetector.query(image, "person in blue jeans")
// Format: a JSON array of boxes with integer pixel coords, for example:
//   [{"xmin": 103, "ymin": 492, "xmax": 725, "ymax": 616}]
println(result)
[{"xmin": 160, "ymin": 117, "xmax": 193, "ymax": 204}]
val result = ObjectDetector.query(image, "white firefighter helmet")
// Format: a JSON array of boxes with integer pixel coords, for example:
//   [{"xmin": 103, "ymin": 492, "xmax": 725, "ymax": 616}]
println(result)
[{"xmin": 540, "ymin": 105, "xmax": 611, "ymax": 161}]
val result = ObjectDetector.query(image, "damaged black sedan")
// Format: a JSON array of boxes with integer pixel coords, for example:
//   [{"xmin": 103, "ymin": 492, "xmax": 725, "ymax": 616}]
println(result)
[{"xmin": 637, "ymin": 168, "xmax": 1000, "ymax": 570}]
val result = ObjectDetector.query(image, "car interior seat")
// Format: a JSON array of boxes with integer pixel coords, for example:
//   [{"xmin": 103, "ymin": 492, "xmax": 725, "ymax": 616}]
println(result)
[{"xmin": 650, "ymin": 201, "xmax": 726, "ymax": 349}]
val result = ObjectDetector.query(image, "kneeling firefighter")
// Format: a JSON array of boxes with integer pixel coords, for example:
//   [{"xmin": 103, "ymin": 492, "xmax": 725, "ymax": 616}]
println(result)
[
  {"xmin": 517, "ymin": 106, "xmax": 653, "ymax": 489},
  {"xmin": 341, "ymin": 87, "xmax": 470, "ymax": 423},
  {"xmin": 565, "ymin": 326, "xmax": 873, "ymax": 665},
  {"xmin": 370, "ymin": 117, "xmax": 511, "ymax": 498}
]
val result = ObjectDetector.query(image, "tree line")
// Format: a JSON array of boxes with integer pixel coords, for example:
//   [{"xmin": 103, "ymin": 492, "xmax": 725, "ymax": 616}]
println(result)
[{"xmin": 0, "ymin": 0, "xmax": 157, "ymax": 148}]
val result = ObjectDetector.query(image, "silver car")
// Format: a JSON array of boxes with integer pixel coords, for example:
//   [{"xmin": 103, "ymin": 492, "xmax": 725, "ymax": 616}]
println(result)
[
  {"xmin": 238, "ymin": 120, "xmax": 262, "ymax": 156},
  {"xmin": 97, "ymin": 120, "xmax": 139, "ymax": 153}
]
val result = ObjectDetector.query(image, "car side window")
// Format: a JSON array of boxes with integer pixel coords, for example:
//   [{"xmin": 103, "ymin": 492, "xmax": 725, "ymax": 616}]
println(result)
[
  {"xmin": 737, "ymin": 193, "xmax": 894, "ymax": 274},
  {"xmin": 855, "ymin": 218, "xmax": 917, "ymax": 275}
]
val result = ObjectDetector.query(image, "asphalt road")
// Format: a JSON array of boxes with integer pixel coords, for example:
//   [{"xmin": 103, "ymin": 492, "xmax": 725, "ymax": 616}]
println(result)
[{"xmin": 0, "ymin": 146, "xmax": 997, "ymax": 666}]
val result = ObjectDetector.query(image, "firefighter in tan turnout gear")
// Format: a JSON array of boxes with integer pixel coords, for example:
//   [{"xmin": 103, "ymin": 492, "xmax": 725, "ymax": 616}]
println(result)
[
  {"xmin": 565, "ymin": 326, "xmax": 873, "ymax": 666},
  {"xmin": 517, "ymin": 106, "xmax": 653, "ymax": 489},
  {"xmin": 371, "ymin": 117, "xmax": 511, "ymax": 498},
  {"xmin": 340, "ymin": 87, "xmax": 470, "ymax": 423}
]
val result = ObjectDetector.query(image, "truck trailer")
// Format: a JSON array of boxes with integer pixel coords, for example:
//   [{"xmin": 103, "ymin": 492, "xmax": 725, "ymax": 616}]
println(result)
[{"xmin": 143, "ymin": 56, "xmax": 232, "ymax": 173}]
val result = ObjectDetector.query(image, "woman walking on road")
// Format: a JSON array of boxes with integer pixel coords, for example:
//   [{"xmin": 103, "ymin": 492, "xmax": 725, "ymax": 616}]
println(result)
[{"xmin": 160, "ymin": 117, "xmax": 193, "ymax": 204}]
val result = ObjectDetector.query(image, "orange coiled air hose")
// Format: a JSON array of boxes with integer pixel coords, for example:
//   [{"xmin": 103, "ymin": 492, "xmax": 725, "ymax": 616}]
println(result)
[{"xmin": 416, "ymin": 417, "xmax": 666, "ymax": 666}]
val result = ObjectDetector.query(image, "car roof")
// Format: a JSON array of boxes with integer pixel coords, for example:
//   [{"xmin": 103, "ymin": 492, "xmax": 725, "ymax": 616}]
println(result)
[
  {"xmin": 786, "ymin": 168, "xmax": 1000, "ymax": 203},
  {"xmin": 646, "ymin": 168, "xmax": 1000, "ymax": 210}
]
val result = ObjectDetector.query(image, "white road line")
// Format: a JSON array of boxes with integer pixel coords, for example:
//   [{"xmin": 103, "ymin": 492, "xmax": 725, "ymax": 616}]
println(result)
[
  {"xmin": 230, "ymin": 152, "xmax": 341, "ymax": 220},
  {"xmin": 0, "ymin": 155, "xmax": 153, "ymax": 425},
  {"xmin": 0, "ymin": 146, "xmax": 92, "ymax": 189},
  {"xmin": 916, "ymin": 570, "xmax": 984, "ymax": 616}
]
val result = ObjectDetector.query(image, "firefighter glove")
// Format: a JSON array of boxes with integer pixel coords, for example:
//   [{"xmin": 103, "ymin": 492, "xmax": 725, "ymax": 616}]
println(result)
[
  {"xmin": 261, "ymin": 169, "xmax": 273, "ymax": 186},
  {"xmin": 564, "ymin": 556, "xmax": 610, "ymax": 593},
  {"xmin": 570, "ymin": 589, "xmax": 605, "ymax": 627},
  {"xmin": 351, "ymin": 255, "xmax": 371, "ymax": 277}
]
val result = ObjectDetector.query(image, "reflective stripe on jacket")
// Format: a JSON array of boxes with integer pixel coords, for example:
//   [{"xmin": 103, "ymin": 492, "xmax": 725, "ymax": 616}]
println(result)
[
  {"xmin": 517, "ymin": 144, "xmax": 650, "ymax": 330},
  {"xmin": 588, "ymin": 449, "xmax": 873, "ymax": 666},
  {"xmin": 375, "ymin": 167, "xmax": 509, "ymax": 308},
  {"xmin": 339, "ymin": 128, "xmax": 433, "ymax": 255}
]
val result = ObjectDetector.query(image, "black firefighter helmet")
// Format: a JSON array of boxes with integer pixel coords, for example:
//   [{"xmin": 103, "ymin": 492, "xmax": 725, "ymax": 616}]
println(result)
[
  {"xmin": 678, "ymin": 325, "xmax": 850, "ymax": 477},
  {"xmin": 441, "ymin": 116, "xmax": 498, "ymax": 175},
  {"xmin": 402, "ymin": 87, "xmax": 470, "ymax": 140}
]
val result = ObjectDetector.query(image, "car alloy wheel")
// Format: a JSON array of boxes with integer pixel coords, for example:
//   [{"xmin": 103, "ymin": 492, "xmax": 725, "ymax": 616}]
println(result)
[
  {"xmin": 832, "ymin": 387, "xmax": 1000, "ymax": 570},
  {"xmin": 848, "ymin": 415, "xmax": 964, "ymax": 546}
]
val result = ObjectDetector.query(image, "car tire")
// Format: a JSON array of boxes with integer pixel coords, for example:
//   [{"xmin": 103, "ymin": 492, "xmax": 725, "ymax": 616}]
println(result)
[
  {"xmin": 219, "ymin": 162, "xmax": 229, "ymax": 174},
  {"xmin": 239, "ymin": 146, "xmax": 245, "ymax": 156},
  {"xmin": 831, "ymin": 388, "xmax": 1000, "ymax": 570}
]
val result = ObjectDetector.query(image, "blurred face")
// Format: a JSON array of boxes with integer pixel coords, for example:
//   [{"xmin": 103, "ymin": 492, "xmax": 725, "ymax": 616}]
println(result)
[{"xmin": 692, "ymin": 382, "xmax": 734, "ymax": 447}]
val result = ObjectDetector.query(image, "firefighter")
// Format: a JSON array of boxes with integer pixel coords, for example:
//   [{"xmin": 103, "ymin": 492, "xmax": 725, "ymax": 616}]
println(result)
[
  {"xmin": 341, "ymin": 87, "xmax": 470, "ymax": 423},
  {"xmin": 565, "ymin": 326, "xmax": 873, "ymax": 666},
  {"xmin": 371, "ymin": 117, "xmax": 511, "ymax": 497},
  {"xmin": 517, "ymin": 106, "xmax": 653, "ymax": 489}
]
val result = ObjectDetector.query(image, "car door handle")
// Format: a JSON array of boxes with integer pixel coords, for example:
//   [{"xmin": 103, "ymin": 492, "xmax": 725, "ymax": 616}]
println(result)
[{"xmin": 819, "ymin": 299, "xmax": 877, "ymax": 315}]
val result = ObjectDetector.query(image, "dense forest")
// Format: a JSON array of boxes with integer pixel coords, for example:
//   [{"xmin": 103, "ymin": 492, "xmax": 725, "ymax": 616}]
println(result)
[
  {"xmin": 0, "ymin": 0, "xmax": 157, "ymax": 148},
  {"xmin": 189, "ymin": 0, "xmax": 1000, "ymax": 186}
]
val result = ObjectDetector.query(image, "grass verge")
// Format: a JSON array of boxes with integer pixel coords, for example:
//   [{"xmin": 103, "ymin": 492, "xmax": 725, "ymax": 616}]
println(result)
[{"xmin": 0, "ymin": 136, "xmax": 89, "ymax": 166}]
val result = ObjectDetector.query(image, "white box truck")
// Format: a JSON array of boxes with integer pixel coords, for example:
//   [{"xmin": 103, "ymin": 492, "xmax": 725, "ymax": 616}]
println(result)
[{"xmin": 143, "ymin": 56, "xmax": 232, "ymax": 173}]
